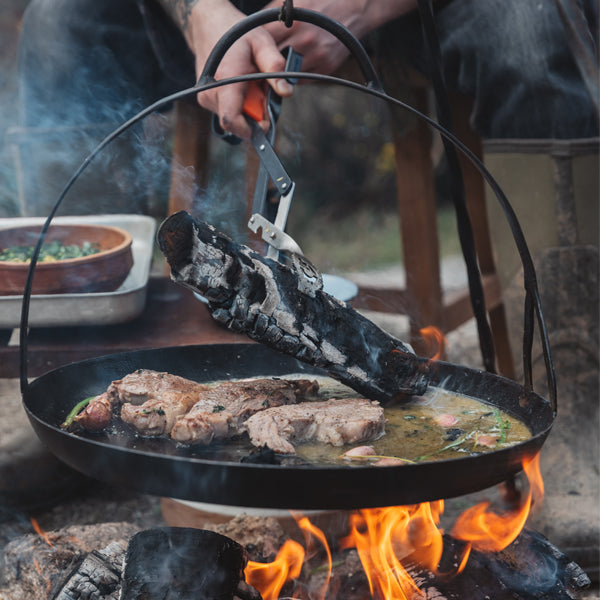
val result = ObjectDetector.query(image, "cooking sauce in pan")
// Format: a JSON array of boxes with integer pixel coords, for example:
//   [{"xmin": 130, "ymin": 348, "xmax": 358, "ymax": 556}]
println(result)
[
  {"xmin": 298, "ymin": 376, "xmax": 532, "ymax": 466},
  {"xmin": 72, "ymin": 373, "xmax": 531, "ymax": 467}
]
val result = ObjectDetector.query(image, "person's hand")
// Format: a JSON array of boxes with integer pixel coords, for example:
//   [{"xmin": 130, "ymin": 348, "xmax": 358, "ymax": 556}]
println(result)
[
  {"xmin": 262, "ymin": 0, "xmax": 417, "ymax": 74},
  {"xmin": 262, "ymin": 0, "xmax": 364, "ymax": 75},
  {"xmin": 162, "ymin": 0, "xmax": 415, "ymax": 137},
  {"xmin": 181, "ymin": 0, "xmax": 295, "ymax": 138}
]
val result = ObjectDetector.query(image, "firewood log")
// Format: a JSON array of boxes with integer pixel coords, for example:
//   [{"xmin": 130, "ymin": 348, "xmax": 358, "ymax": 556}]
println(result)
[{"xmin": 158, "ymin": 211, "xmax": 430, "ymax": 403}]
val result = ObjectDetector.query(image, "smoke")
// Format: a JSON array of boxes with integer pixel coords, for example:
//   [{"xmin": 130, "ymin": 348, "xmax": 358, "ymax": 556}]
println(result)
[
  {"xmin": 0, "ymin": 1, "xmax": 188, "ymax": 221},
  {"xmin": 0, "ymin": 1, "xmax": 27, "ymax": 218},
  {"xmin": 0, "ymin": 505, "xmax": 33, "ymax": 565}
]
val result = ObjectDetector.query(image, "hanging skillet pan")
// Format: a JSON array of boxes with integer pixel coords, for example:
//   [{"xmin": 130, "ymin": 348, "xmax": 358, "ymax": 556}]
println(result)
[
  {"xmin": 23, "ymin": 343, "xmax": 553, "ymax": 510},
  {"xmin": 20, "ymin": 7, "xmax": 557, "ymax": 510}
]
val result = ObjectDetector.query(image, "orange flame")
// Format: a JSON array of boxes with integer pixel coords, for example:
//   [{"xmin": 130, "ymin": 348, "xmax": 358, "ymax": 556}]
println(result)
[
  {"xmin": 340, "ymin": 506, "xmax": 427, "ymax": 599},
  {"xmin": 244, "ymin": 455, "xmax": 544, "ymax": 599},
  {"xmin": 30, "ymin": 517, "xmax": 54, "ymax": 548},
  {"xmin": 296, "ymin": 515, "xmax": 332, "ymax": 600},
  {"xmin": 338, "ymin": 500, "xmax": 463, "ymax": 599},
  {"xmin": 245, "ymin": 539, "xmax": 305, "ymax": 600},
  {"xmin": 419, "ymin": 326, "xmax": 447, "ymax": 360},
  {"xmin": 451, "ymin": 453, "xmax": 544, "ymax": 554}
]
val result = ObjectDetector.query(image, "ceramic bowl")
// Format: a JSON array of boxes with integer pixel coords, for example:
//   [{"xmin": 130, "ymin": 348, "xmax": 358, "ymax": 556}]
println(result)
[{"xmin": 0, "ymin": 223, "xmax": 134, "ymax": 295}]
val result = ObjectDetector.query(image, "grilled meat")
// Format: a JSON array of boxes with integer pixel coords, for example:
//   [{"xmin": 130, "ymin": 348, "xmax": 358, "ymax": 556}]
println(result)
[
  {"xmin": 243, "ymin": 398, "xmax": 386, "ymax": 454},
  {"xmin": 170, "ymin": 378, "xmax": 319, "ymax": 444},
  {"xmin": 73, "ymin": 369, "xmax": 209, "ymax": 431},
  {"xmin": 120, "ymin": 393, "xmax": 201, "ymax": 436},
  {"xmin": 108, "ymin": 369, "xmax": 209, "ymax": 405}
]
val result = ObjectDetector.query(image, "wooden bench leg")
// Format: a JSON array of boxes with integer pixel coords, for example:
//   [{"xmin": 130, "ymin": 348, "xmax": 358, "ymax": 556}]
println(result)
[
  {"xmin": 167, "ymin": 100, "xmax": 211, "ymax": 217},
  {"xmin": 391, "ymin": 86, "xmax": 445, "ymax": 357}
]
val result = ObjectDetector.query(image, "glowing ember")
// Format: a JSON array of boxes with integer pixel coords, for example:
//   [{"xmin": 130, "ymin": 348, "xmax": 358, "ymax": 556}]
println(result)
[
  {"xmin": 419, "ymin": 325, "xmax": 447, "ymax": 361},
  {"xmin": 32, "ymin": 557, "xmax": 52, "ymax": 596},
  {"xmin": 244, "ymin": 454, "xmax": 544, "ymax": 599}
]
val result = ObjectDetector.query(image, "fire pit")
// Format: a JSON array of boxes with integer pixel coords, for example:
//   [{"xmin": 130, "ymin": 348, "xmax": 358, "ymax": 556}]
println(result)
[{"xmin": 0, "ymin": 516, "xmax": 592, "ymax": 599}]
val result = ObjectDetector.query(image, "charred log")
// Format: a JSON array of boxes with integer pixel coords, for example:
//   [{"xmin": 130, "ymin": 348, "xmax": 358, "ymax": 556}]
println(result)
[
  {"xmin": 201, "ymin": 514, "xmax": 289, "ymax": 563},
  {"xmin": 52, "ymin": 545, "xmax": 123, "ymax": 600},
  {"xmin": 0, "ymin": 522, "xmax": 138, "ymax": 600},
  {"xmin": 0, "ymin": 518, "xmax": 592, "ymax": 600},
  {"xmin": 404, "ymin": 529, "xmax": 591, "ymax": 600},
  {"xmin": 120, "ymin": 528, "xmax": 249, "ymax": 600},
  {"xmin": 158, "ymin": 211, "xmax": 430, "ymax": 403}
]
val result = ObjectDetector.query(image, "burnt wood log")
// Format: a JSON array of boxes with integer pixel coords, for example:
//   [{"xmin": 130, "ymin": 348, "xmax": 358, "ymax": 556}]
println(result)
[
  {"xmin": 404, "ymin": 529, "xmax": 591, "ymax": 600},
  {"xmin": 0, "ymin": 522, "xmax": 139, "ymax": 600},
  {"xmin": 158, "ymin": 211, "xmax": 430, "ymax": 403},
  {"xmin": 120, "ymin": 528, "xmax": 250, "ymax": 600},
  {"xmin": 52, "ymin": 544, "xmax": 124, "ymax": 600}
]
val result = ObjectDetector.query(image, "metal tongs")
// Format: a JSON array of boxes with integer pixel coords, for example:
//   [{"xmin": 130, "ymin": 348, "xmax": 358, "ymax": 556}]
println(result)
[{"xmin": 213, "ymin": 48, "xmax": 323, "ymax": 296}]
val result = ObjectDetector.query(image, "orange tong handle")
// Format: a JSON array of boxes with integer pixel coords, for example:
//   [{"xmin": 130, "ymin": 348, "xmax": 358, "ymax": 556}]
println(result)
[{"xmin": 242, "ymin": 81, "xmax": 266, "ymax": 122}]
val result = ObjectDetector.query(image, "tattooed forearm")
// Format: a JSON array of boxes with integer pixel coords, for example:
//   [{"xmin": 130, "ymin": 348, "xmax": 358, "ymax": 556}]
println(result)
[{"xmin": 158, "ymin": 0, "xmax": 201, "ymax": 32}]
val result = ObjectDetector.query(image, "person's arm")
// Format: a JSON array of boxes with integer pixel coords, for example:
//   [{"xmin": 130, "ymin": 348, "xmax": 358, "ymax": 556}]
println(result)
[{"xmin": 158, "ymin": 0, "xmax": 293, "ymax": 138}]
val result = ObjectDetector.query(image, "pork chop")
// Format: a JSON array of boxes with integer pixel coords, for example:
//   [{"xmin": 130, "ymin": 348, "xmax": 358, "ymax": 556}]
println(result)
[
  {"xmin": 73, "ymin": 369, "xmax": 209, "ymax": 431},
  {"xmin": 107, "ymin": 369, "xmax": 209, "ymax": 405},
  {"xmin": 170, "ymin": 378, "xmax": 319, "ymax": 444},
  {"xmin": 120, "ymin": 392, "xmax": 202, "ymax": 436},
  {"xmin": 243, "ymin": 398, "xmax": 386, "ymax": 454}
]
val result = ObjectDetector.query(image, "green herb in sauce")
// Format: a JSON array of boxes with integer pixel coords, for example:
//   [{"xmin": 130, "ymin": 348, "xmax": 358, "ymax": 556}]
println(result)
[{"xmin": 290, "ymin": 376, "xmax": 531, "ymax": 466}]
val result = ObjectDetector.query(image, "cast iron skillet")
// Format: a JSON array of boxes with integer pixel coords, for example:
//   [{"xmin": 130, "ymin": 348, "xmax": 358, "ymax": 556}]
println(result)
[
  {"xmin": 23, "ymin": 343, "xmax": 553, "ymax": 510},
  {"xmin": 20, "ymin": 8, "xmax": 557, "ymax": 510}
]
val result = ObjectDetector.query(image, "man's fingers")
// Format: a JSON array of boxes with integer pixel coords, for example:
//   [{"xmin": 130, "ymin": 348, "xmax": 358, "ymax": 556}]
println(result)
[
  {"xmin": 217, "ymin": 81, "xmax": 253, "ymax": 139},
  {"xmin": 192, "ymin": 26, "xmax": 296, "ymax": 139},
  {"xmin": 250, "ymin": 35, "xmax": 295, "ymax": 97},
  {"xmin": 272, "ymin": 78, "xmax": 294, "ymax": 97}
]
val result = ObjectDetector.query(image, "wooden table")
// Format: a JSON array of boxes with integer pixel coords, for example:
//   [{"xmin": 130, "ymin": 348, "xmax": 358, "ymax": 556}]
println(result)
[{"xmin": 0, "ymin": 277, "xmax": 248, "ymax": 379}]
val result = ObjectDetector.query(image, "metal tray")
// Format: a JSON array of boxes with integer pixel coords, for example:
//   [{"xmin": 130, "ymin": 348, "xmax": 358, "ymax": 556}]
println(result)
[{"xmin": 0, "ymin": 214, "xmax": 156, "ymax": 328}]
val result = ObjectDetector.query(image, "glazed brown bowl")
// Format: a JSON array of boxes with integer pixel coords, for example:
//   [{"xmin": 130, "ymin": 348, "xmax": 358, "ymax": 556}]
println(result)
[{"xmin": 0, "ymin": 223, "xmax": 133, "ymax": 295}]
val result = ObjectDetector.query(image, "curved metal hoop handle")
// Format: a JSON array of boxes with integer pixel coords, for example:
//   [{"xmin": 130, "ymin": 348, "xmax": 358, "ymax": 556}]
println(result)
[
  {"xmin": 18, "ymin": 11, "xmax": 556, "ymax": 416},
  {"xmin": 197, "ymin": 7, "xmax": 383, "ymax": 92}
]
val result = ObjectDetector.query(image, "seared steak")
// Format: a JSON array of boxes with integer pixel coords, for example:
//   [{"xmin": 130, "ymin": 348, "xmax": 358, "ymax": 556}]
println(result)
[
  {"xmin": 73, "ymin": 371, "xmax": 320, "ymax": 441},
  {"xmin": 74, "ymin": 369, "xmax": 209, "ymax": 431},
  {"xmin": 107, "ymin": 369, "xmax": 209, "ymax": 405},
  {"xmin": 170, "ymin": 378, "xmax": 319, "ymax": 444},
  {"xmin": 243, "ymin": 398, "xmax": 386, "ymax": 454},
  {"xmin": 120, "ymin": 393, "xmax": 202, "ymax": 436}
]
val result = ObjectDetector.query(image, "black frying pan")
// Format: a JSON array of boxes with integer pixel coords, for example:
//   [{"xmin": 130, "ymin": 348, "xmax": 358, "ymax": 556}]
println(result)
[{"xmin": 22, "ymin": 343, "xmax": 553, "ymax": 510}]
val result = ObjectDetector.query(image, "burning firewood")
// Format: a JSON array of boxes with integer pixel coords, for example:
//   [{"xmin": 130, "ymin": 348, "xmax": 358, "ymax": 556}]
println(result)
[{"xmin": 158, "ymin": 211, "xmax": 430, "ymax": 403}]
